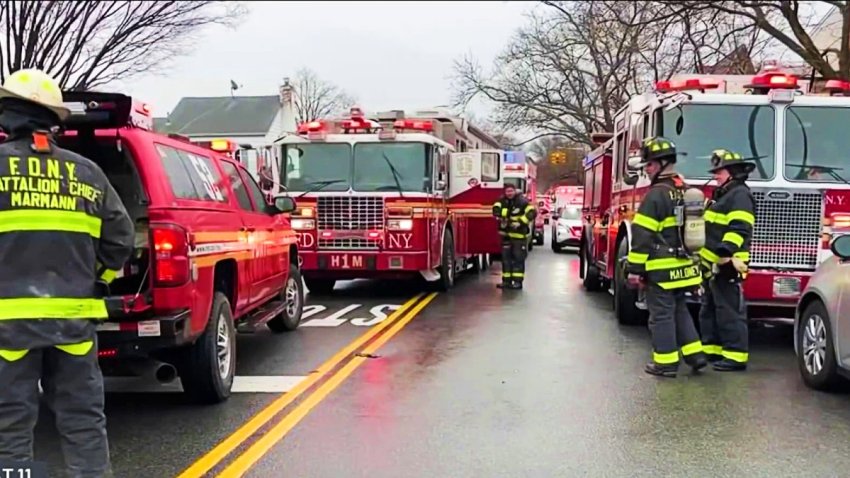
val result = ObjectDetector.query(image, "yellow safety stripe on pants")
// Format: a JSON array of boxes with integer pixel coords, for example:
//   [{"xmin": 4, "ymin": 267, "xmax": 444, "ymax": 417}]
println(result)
[
  {"xmin": 681, "ymin": 340, "xmax": 703, "ymax": 356},
  {"xmin": 0, "ymin": 298, "xmax": 108, "ymax": 320},
  {"xmin": 703, "ymin": 344, "xmax": 722, "ymax": 355},
  {"xmin": 0, "ymin": 209, "xmax": 102, "ymax": 238},
  {"xmin": 627, "ymin": 251, "xmax": 648, "ymax": 264},
  {"xmin": 722, "ymin": 232, "xmax": 745, "ymax": 248},
  {"xmin": 653, "ymin": 350, "xmax": 679, "ymax": 364},
  {"xmin": 511, "ymin": 272, "xmax": 525, "ymax": 278},
  {"xmin": 0, "ymin": 349, "xmax": 28, "ymax": 362},
  {"xmin": 633, "ymin": 213, "xmax": 660, "ymax": 231},
  {"xmin": 55, "ymin": 340, "xmax": 94, "ymax": 356},
  {"xmin": 704, "ymin": 210, "xmax": 755, "ymax": 226},
  {"xmin": 645, "ymin": 257, "xmax": 694, "ymax": 271},
  {"xmin": 507, "ymin": 232, "xmax": 526, "ymax": 239},
  {"xmin": 721, "ymin": 349, "xmax": 749, "ymax": 363}
]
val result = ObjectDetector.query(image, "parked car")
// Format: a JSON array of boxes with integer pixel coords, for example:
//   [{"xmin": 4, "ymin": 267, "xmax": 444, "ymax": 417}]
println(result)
[
  {"xmin": 550, "ymin": 205, "xmax": 583, "ymax": 253},
  {"xmin": 58, "ymin": 91, "xmax": 304, "ymax": 404},
  {"xmin": 795, "ymin": 234, "xmax": 850, "ymax": 390}
]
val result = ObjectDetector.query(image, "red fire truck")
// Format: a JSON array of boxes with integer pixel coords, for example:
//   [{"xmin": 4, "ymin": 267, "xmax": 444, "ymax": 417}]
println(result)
[
  {"xmin": 579, "ymin": 69, "xmax": 850, "ymax": 325},
  {"xmin": 276, "ymin": 108, "xmax": 505, "ymax": 294},
  {"xmin": 192, "ymin": 139, "xmax": 279, "ymax": 196}
]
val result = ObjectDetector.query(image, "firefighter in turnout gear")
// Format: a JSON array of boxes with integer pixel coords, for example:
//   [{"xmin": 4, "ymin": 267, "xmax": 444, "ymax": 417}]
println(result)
[
  {"xmin": 0, "ymin": 70, "xmax": 134, "ymax": 476},
  {"xmin": 698, "ymin": 149, "xmax": 756, "ymax": 372},
  {"xmin": 626, "ymin": 137, "xmax": 708, "ymax": 378},
  {"xmin": 492, "ymin": 183, "xmax": 536, "ymax": 289}
]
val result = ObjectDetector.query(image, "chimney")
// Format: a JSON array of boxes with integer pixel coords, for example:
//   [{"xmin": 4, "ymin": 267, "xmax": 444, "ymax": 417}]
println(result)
[{"xmin": 279, "ymin": 77, "xmax": 297, "ymax": 134}]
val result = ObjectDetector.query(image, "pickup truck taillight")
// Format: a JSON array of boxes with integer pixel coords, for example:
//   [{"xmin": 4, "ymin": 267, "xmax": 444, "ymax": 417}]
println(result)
[{"xmin": 152, "ymin": 224, "xmax": 190, "ymax": 287}]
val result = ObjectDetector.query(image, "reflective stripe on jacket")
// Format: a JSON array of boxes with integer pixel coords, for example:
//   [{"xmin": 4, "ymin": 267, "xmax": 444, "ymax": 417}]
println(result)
[
  {"xmin": 699, "ymin": 180, "xmax": 755, "ymax": 278},
  {"xmin": 626, "ymin": 175, "xmax": 701, "ymax": 290},
  {"xmin": 493, "ymin": 195, "xmax": 536, "ymax": 239},
  {"xmin": 0, "ymin": 135, "xmax": 135, "ymax": 350}
]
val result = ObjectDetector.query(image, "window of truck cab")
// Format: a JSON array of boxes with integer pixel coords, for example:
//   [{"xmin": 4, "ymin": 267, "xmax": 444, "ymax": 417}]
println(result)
[
  {"xmin": 281, "ymin": 143, "xmax": 351, "ymax": 192},
  {"xmin": 784, "ymin": 105, "xmax": 850, "ymax": 183},
  {"xmin": 352, "ymin": 142, "xmax": 432, "ymax": 192},
  {"xmin": 654, "ymin": 103, "xmax": 776, "ymax": 180},
  {"xmin": 155, "ymin": 144, "xmax": 228, "ymax": 202}
]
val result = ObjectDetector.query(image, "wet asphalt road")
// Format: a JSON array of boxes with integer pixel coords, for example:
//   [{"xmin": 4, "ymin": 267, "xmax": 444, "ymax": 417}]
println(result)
[{"xmin": 33, "ymin": 233, "xmax": 850, "ymax": 477}]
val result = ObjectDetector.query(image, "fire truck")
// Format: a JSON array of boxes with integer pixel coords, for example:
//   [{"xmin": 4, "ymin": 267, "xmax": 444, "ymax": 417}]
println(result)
[
  {"xmin": 192, "ymin": 139, "xmax": 279, "ymax": 197},
  {"xmin": 503, "ymin": 151, "xmax": 543, "ymax": 247},
  {"xmin": 579, "ymin": 69, "xmax": 850, "ymax": 325},
  {"xmin": 276, "ymin": 107, "xmax": 505, "ymax": 294}
]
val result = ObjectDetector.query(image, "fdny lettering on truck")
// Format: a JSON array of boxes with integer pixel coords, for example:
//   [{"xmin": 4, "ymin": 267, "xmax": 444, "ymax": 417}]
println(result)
[{"xmin": 1, "ymin": 156, "xmax": 102, "ymax": 210}]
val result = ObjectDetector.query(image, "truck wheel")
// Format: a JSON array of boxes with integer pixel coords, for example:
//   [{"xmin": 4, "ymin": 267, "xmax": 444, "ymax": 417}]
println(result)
[
  {"xmin": 552, "ymin": 239, "xmax": 563, "ymax": 253},
  {"xmin": 614, "ymin": 240, "xmax": 648, "ymax": 326},
  {"xmin": 581, "ymin": 242, "xmax": 601, "ymax": 292},
  {"xmin": 304, "ymin": 277, "xmax": 335, "ymax": 295},
  {"xmin": 536, "ymin": 234, "xmax": 544, "ymax": 246},
  {"xmin": 179, "ymin": 292, "xmax": 236, "ymax": 404},
  {"xmin": 267, "ymin": 263, "xmax": 304, "ymax": 333},
  {"xmin": 434, "ymin": 231, "xmax": 455, "ymax": 291}
]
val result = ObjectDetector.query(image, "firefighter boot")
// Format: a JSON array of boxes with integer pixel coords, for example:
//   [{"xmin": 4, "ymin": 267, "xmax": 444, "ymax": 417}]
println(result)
[
  {"xmin": 644, "ymin": 362, "xmax": 678, "ymax": 378},
  {"xmin": 712, "ymin": 359, "xmax": 747, "ymax": 372},
  {"xmin": 683, "ymin": 352, "xmax": 708, "ymax": 372}
]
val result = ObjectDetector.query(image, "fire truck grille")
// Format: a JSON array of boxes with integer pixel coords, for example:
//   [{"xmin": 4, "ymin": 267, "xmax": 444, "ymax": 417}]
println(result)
[
  {"xmin": 318, "ymin": 238, "xmax": 378, "ymax": 250},
  {"xmin": 750, "ymin": 190, "xmax": 823, "ymax": 270},
  {"xmin": 317, "ymin": 196, "xmax": 384, "ymax": 231}
]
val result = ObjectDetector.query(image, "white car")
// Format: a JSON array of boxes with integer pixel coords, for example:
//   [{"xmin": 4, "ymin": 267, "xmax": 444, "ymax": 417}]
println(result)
[{"xmin": 551, "ymin": 205, "xmax": 583, "ymax": 253}]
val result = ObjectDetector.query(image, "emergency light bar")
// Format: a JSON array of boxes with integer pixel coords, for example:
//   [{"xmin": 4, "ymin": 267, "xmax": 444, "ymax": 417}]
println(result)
[
  {"xmin": 655, "ymin": 77, "xmax": 720, "ymax": 93},
  {"xmin": 393, "ymin": 119, "xmax": 434, "ymax": 132},
  {"xmin": 61, "ymin": 91, "xmax": 152, "ymax": 131},
  {"xmin": 825, "ymin": 79, "xmax": 850, "ymax": 96},
  {"xmin": 745, "ymin": 71, "xmax": 799, "ymax": 90}
]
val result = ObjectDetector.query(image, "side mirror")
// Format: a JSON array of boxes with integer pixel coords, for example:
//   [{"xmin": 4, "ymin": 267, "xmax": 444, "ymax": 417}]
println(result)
[
  {"xmin": 273, "ymin": 195, "xmax": 296, "ymax": 214},
  {"xmin": 435, "ymin": 179, "xmax": 447, "ymax": 191},
  {"xmin": 831, "ymin": 234, "xmax": 850, "ymax": 260},
  {"xmin": 627, "ymin": 155, "xmax": 643, "ymax": 171}
]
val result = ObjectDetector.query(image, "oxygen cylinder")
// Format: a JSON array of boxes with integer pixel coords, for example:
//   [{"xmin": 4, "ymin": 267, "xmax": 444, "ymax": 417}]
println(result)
[{"xmin": 683, "ymin": 187, "xmax": 706, "ymax": 252}]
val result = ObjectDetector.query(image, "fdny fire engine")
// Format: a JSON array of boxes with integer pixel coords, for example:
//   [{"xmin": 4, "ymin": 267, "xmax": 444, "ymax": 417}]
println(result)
[
  {"xmin": 276, "ymin": 107, "xmax": 505, "ymax": 294},
  {"xmin": 579, "ymin": 69, "xmax": 850, "ymax": 325}
]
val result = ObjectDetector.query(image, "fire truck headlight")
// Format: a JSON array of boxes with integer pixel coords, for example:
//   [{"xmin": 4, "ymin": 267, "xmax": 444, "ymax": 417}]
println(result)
[
  {"xmin": 298, "ymin": 207, "xmax": 314, "ymax": 218},
  {"xmin": 291, "ymin": 219, "xmax": 315, "ymax": 230},
  {"xmin": 388, "ymin": 219, "xmax": 413, "ymax": 231}
]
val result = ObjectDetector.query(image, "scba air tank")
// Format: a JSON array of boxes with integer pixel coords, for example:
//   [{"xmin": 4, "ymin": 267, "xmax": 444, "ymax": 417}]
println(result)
[{"xmin": 683, "ymin": 187, "xmax": 706, "ymax": 253}]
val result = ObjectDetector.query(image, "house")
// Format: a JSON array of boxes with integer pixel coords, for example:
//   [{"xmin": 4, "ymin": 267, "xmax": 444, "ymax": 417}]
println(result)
[{"xmin": 153, "ymin": 81, "xmax": 297, "ymax": 147}]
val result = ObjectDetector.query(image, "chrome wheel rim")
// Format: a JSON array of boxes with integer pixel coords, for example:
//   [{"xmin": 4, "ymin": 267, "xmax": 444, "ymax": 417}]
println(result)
[
  {"xmin": 803, "ymin": 313, "xmax": 828, "ymax": 376},
  {"xmin": 285, "ymin": 277, "xmax": 299, "ymax": 317},
  {"xmin": 216, "ymin": 313, "xmax": 232, "ymax": 380}
]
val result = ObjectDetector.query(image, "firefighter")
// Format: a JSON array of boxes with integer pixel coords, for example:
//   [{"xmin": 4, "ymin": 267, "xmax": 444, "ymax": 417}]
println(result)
[
  {"xmin": 0, "ymin": 69, "xmax": 134, "ymax": 476},
  {"xmin": 626, "ymin": 137, "xmax": 708, "ymax": 377},
  {"xmin": 492, "ymin": 183, "xmax": 536, "ymax": 289},
  {"xmin": 698, "ymin": 149, "xmax": 756, "ymax": 372}
]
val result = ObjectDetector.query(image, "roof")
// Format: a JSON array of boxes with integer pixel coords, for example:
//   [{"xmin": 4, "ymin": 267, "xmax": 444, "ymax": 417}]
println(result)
[{"xmin": 156, "ymin": 95, "xmax": 280, "ymax": 136}]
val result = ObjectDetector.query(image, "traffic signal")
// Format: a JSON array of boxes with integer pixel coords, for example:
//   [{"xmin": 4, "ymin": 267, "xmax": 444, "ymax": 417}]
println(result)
[{"xmin": 548, "ymin": 150, "xmax": 567, "ymax": 164}]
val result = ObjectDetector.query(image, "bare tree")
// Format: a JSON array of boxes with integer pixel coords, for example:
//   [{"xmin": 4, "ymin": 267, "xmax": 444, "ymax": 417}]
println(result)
[
  {"xmin": 452, "ymin": 1, "xmax": 770, "ymax": 146},
  {"xmin": 529, "ymin": 136, "xmax": 586, "ymax": 189},
  {"xmin": 0, "ymin": 1, "xmax": 245, "ymax": 90},
  {"xmin": 656, "ymin": 1, "xmax": 843, "ymax": 79},
  {"xmin": 290, "ymin": 68, "xmax": 356, "ymax": 123}
]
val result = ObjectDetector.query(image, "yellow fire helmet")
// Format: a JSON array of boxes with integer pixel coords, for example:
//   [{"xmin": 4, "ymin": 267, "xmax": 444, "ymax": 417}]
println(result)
[{"xmin": 0, "ymin": 69, "xmax": 70, "ymax": 121}]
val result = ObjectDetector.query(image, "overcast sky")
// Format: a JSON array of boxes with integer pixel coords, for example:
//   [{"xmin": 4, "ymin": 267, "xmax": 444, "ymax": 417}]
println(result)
[{"xmin": 116, "ymin": 1, "xmax": 536, "ymax": 119}]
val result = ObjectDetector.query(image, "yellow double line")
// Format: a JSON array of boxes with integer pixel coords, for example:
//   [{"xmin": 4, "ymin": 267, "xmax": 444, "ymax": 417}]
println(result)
[{"xmin": 177, "ymin": 292, "xmax": 438, "ymax": 478}]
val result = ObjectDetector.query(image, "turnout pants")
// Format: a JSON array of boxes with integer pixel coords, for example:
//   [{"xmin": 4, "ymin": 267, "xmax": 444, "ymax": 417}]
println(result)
[
  {"xmin": 699, "ymin": 278, "xmax": 748, "ymax": 364},
  {"xmin": 0, "ymin": 333, "xmax": 111, "ymax": 478},
  {"xmin": 501, "ymin": 238, "xmax": 528, "ymax": 284},
  {"xmin": 645, "ymin": 285, "xmax": 704, "ymax": 366}
]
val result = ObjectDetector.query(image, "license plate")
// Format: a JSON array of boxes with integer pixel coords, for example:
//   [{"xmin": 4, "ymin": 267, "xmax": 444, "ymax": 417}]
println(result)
[{"xmin": 326, "ymin": 254, "xmax": 366, "ymax": 269}]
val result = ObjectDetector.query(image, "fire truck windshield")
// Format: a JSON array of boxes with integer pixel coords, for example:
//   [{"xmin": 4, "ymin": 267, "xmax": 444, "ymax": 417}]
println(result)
[
  {"xmin": 785, "ymin": 106, "xmax": 850, "ymax": 183},
  {"xmin": 659, "ymin": 103, "xmax": 775, "ymax": 180},
  {"xmin": 353, "ymin": 143, "xmax": 431, "ymax": 192},
  {"xmin": 282, "ymin": 143, "xmax": 351, "ymax": 192}
]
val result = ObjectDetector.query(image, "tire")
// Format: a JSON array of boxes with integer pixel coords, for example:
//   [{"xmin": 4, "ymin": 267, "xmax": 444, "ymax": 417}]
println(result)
[
  {"xmin": 614, "ymin": 240, "xmax": 648, "ymax": 326},
  {"xmin": 267, "ymin": 263, "xmax": 304, "ymax": 333},
  {"xmin": 434, "ymin": 230, "xmax": 455, "ymax": 291},
  {"xmin": 581, "ymin": 241, "xmax": 601, "ymax": 291},
  {"xmin": 797, "ymin": 300, "xmax": 844, "ymax": 391},
  {"xmin": 481, "ymin": 254, "xmax": 490, "ymax": 270},
  {"xmin": 552, "ymin": 239, "xmax": 563, "ymax": 253},
  {"xmin": 304, "ymin": 277, "xmax": 335, "ymax": 295},
  {"xmin": 528, "ymin": 237, "xmax": 534, "ymax": 252},
  {"xmin": 179, "ymin": 292, "xmax": 236, "ymax": 404},
  {"xmin": 535, "ymin": 234, "xmax": 544, "ymax": 246}
]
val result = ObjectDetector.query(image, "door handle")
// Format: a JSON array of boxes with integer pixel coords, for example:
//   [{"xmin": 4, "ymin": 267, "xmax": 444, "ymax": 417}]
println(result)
[{"xmin": 241, "ymin": 227, "xmax": 256, "ymax": 232}]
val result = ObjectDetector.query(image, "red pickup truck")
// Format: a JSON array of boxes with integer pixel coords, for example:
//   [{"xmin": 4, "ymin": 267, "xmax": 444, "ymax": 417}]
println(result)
[{"xmin": 54, "ymin": 92, "xmax": 304, "ymax": 404}]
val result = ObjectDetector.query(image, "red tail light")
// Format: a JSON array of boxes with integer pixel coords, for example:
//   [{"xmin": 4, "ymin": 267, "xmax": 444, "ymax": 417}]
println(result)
[
  {"xmin": 152, "ymin": 224, "xmax": 190, "ymax": 287},
  {"xmin": 98, "ymin": 348, "xmax": 118, "ymax": 358}
]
